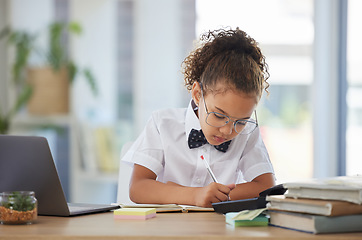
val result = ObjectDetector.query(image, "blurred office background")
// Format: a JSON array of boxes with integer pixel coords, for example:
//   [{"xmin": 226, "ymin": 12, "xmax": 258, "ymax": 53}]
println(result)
[{"xmin": 0, "ymin": 0, "xmax": 361, "ymax": 204}]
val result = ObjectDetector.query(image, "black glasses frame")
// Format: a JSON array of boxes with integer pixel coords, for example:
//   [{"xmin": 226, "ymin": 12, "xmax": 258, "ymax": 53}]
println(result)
[{"xmin": 199, "ymin": 83, "xmax": 258, "ymax": 134}]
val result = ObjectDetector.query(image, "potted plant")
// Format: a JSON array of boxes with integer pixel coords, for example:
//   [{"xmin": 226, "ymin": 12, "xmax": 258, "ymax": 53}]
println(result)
[
  {"xmin": 0, "ymin": 191, "xmax": 37, "ymax": 224},
  {"xmin": 0, "ymin": 21, "xmax": 97, "ymax": 133},
  {"xmin": 27, "ymin": 21, "xmax": 98, "ymax": 115}
]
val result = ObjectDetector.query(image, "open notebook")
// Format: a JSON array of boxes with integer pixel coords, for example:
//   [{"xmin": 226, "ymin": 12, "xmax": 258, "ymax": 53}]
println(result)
[
  {"xmin": 118, "ymin": 203, "xmax": 214, "ymax": 213},
  {"xmin": 0, "ymin": 135, "xmax": 119, "ymax": 216}
]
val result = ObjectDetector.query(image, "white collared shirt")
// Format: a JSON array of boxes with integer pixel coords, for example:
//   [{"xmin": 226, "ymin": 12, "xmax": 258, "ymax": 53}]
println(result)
[{"xmin": 122, "ymin": 101, "xmax": 274, "ymax": 187}]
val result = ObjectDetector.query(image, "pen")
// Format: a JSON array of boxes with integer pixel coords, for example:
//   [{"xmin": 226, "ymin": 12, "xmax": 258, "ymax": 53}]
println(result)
[
  {"xmin": 200, "ymin": 155, "xmax": 218, "ymax": 183},
  {"xmin": 200, "ymin": 155, "xmax": 230, "ymax": 201}
]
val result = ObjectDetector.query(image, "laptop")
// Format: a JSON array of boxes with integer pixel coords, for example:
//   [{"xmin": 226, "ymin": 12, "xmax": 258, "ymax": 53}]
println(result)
[{"xmin": 0, "ymin": 135, "xmax": 120, "ymax": 216}]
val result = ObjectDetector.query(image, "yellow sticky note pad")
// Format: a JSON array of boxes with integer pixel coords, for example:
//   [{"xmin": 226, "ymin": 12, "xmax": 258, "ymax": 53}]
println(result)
[{"xmin": 114, "ymin": 208, "xmax": 156, "ymax": 220}]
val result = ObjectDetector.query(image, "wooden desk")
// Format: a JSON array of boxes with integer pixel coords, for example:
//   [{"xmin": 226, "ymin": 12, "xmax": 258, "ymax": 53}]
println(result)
[{"xmin": 1, "ymin": 212, "xmax": 362, "ymax": 239}]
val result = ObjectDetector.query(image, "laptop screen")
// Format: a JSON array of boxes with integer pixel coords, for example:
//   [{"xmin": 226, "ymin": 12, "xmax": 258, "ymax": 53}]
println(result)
[{"xmin": 0, "ymin": 135, "xmax": 71, "ymax": 216}]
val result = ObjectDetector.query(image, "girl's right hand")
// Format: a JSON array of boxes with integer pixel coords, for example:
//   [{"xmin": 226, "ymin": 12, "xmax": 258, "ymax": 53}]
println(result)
[{"xmin": 193, "ymin": 182, "xmax": 234, "ymax": 208}]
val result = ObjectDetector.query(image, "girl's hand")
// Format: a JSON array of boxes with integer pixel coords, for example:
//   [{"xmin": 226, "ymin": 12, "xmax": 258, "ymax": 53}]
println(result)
[{"xmin": 193, "ymin": 182, "xmax": 234, "ymax": 208}]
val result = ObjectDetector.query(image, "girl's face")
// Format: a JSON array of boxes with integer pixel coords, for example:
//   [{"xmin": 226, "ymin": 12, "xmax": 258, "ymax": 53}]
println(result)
[{"xmin": 192, "ymin": 82, "xmax": 258, "ymax": 146}]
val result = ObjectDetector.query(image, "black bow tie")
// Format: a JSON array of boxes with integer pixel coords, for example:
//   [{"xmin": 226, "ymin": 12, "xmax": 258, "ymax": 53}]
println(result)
[{"xmin": 188, "ymin": 129, "xmax": 231, "ymax": 153}]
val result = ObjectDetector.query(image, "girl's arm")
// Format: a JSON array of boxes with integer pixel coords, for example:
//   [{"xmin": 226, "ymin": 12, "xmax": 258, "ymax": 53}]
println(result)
[
  {"xmin": 228, "ymin": 173, "xmax": 276, "ymax": 200},
  {"xmin": 129, "ymin": 164, "xmax": 233, "ymax": 207}
]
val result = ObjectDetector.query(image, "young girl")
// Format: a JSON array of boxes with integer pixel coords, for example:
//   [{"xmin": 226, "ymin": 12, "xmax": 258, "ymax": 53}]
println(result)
[{"xmin": 122, "ymin": 28, "xmax": 275, "ymax": 208}]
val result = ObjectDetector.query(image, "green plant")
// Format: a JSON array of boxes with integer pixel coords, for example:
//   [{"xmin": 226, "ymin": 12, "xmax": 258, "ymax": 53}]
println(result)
[
  {"xmin": 46, "ymin": 22, "xmax": 97, "ymax": 92},
  {"xmin": 0, "ymin": 27, "xmax": 34, "ymax": 134},
  {"xmin": 0, "ymin": 21, "xmax": 98, "ymax": 134},
  {"xmin": 1, "ymin": 192, "xmax": 36, "ymax": 211}
]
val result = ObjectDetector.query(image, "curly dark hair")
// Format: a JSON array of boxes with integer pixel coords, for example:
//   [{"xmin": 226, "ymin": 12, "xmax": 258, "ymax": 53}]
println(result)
[{"xmin": 182, "ymin": 27, "xmax": 269, "ymax": 97}]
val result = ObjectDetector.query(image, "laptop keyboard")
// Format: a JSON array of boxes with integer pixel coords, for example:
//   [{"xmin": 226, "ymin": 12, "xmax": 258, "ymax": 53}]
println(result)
[{"xmin": 67, "ymin": 203, "xmax": 119, "ymax": 213}]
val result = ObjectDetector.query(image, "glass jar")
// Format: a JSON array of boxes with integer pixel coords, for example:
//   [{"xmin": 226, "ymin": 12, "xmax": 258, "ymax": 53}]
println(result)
[{"xmin": 0, "ymin": 191, "xmax": 38, "ymax": 225}]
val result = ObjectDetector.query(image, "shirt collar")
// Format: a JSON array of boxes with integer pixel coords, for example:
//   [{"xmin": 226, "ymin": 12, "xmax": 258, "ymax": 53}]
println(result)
[{"xmin": 185, "ymin": 99, "xmax": 201, "ymax": 142}]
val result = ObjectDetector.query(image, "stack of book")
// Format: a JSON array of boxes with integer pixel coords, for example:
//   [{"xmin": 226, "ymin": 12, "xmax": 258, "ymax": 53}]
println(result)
[{"xmin": 266, "ymin": 175, "xmax": 362, "ymax": 234}]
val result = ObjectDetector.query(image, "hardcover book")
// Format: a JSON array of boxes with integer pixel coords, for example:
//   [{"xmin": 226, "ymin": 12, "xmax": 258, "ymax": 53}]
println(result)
[
  {"xmin": 284, "ymin": 175, "xmax": 362, "ymax": 204},
  {"xmin": 269, "ymin": 210, "xmax": 362, "ymax": 234},
  {"xmin": 266, "ymin": 195, "xmax": 362, "ymax": 216}
]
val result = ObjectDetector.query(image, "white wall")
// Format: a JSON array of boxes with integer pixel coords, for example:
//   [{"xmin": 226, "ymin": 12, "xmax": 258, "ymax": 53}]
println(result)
[
  {"xmin": 133, "ymin": 0, "xmax": 186, "ymax": 133},
  {"xmin": 8, "ymin": 0, "xmax": 53, "ymax": 66},
  {"xmin": 70, "ymin": 0, "xmax": 118, "ymax": 124}
]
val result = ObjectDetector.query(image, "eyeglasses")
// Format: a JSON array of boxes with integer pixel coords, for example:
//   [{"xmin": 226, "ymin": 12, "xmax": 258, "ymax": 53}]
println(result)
[{"xmin": 200, "ymin": 84, "xmax": 258, "ymax": 135}]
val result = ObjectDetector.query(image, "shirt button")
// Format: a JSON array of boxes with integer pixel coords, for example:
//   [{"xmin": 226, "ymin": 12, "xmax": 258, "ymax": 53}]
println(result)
[
  {"xmin": 196, "ymin": 178, "xmax": 201, "ymax": 184},
  {"xmin": 203, "ymin": 148, "xmax": 207, "ymax": 153}
]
